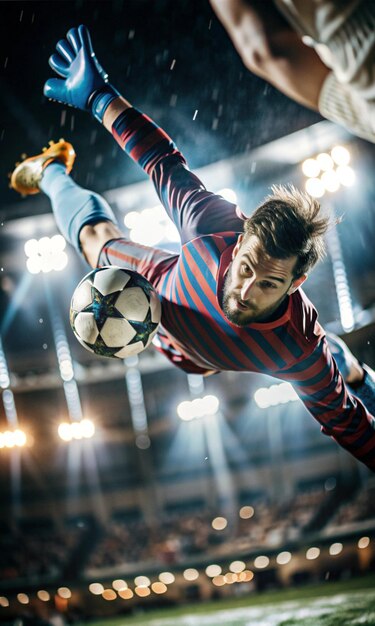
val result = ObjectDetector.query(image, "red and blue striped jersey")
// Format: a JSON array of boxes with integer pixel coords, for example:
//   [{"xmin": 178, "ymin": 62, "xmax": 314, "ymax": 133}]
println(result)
[{"xmin": 98, "ymin": 107, "xmax": 375, "ymax": 470}]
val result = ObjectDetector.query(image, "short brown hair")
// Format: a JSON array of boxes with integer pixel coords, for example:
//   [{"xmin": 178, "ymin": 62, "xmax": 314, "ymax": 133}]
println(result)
[{"xmin": 243, "ymin": 184, "xmax": 330, "ymax": 278}]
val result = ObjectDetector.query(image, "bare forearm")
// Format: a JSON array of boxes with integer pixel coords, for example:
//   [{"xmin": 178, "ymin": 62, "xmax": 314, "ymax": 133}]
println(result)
[
  {"xmin": 103, "ymin": 96, "xmax": 132, "ymax": 132},
  {"xmin": 210, "ymin": 0, "xmax": 330, "ymax": 110}
]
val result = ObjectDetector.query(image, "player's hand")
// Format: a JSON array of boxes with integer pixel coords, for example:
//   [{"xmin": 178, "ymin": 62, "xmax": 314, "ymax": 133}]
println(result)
[{"xmin": 44, "ymin": 25, "xmax": 113, "ymax": 113}]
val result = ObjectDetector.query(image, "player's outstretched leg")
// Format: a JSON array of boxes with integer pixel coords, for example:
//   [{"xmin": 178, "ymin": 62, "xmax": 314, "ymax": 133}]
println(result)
[{"xmin": 10, "ymin": 141, "xmax": 119, "ymax": 262}]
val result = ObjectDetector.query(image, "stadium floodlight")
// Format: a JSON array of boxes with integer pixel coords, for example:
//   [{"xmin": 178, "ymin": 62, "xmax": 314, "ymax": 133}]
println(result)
[
  {"xmin": 254, "ymin": 555, "xmax": 270, "ymax": 569},
  {"xmin": 0, "ymin": 429, "xmax": 27, "ymax": 449},
  {"xmin": 37, "ymin": 590, "xmax": 50, "ymax": 602},
  {"xmin": 276, "ymin": 551, "xmax": 292, "ymax": 565},
  {"xmin": 25, "ymin": 235, "xmax": 68, "ymax": 274},
  {"xmin": 205, "ymin": 564, "xmax": 222, "ymax": 577},
  {"xmin": 125, "ymin": 205, "xmax": 180, "ymax": 246},
  {"xmin": 217, "ymin": 188, "xmax": 237, "ymax": 204},
  {"xmin": 254, "ymin": 382, "xmax": 298, "ymax": 409},
  {"xmin": 211, "ymin": 516, "xmax": 227, "ymax": 531},
  {"xmin": 331, "ymin": 145, "xmax": 350, "ymax": 166},
  {"xmin": 134, "ymin": 586, "xmax": 150, "ymax": 597},
  {"xmin": 58, "ymin": 419, "xmax": 95, "ymax": 441},
  {"xmin": 151, "ymin": 582, "xmax": 167, "ymax": 594},
  {"xmin": 316, "ymin": 152, "xmax": 334, "ymax": 171},
  {"xmin": 183, "ymin": 568, "xmax": 199, "ymax": 581},
  {"xmin": 302, "ymin": 158, "xmax": 320, "ymax": 178},
  {"xmin": 329, "ymin": 542, "xmax": 343, "ymax": 556},
  {"xmin": 336, "ymin": 165, "xmax": 355, "ymax": 187},
  {"xmin": 302, "ymin": 145, "xmax": 355, "ymax": 200},
  {"xmin": 17, "ymin": 593, "xmax": 29, "ymax": 605},
  {"xmin": 321, "ymin": 170, "xmax": 340, "ymax": 193},
  {"xmin": 118, "ymin": 588, "xmax": 133, "ymax": 599},
  {"xmin": 112, "ymin": 579, "xmax": 127, "ymax": 591},
  {"xmin": 305, "ymin": 177, "xmax": 325, "ymax": 198},
  {"xmin": 89, "ymin": 583, "xmax": 104, "ymax": 595},
  {"xmin": 134, "ymin": 576, "xmax": 151, "ymax": 588},
  {"xmin": 177, "ymin": 395, "xmax": 220, "ymax": 421},
  {"xmin": 229, "ymin": 560, "xmax": 246, "ymax": 573},
  {"xmin": 57, "ymin": 587, "xmax": 71, "ymax": 599},
  {"xmin": 158, "ymin": 572, "xmax": 175, "ymax": 585},
  {"xmin": 306, "ymin": 547, "xmax": 320, "ymax": 560},
  {"xmin": 239, "ymin": 505, "xmax": 254, "ymax": 519},
  {"xmin": 102, "ymin": 589, "xmax": 117, "ymax": 601},
  {"xmin": 224, "ymin": 572, "xmax": 237, "ymax": 584}
]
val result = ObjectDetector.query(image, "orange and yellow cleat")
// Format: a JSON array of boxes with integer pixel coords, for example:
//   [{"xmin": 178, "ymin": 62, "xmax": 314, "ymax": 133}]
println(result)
[{"xmin": 10, "ymin": 139, "xmax": 76, "ymax": 195}]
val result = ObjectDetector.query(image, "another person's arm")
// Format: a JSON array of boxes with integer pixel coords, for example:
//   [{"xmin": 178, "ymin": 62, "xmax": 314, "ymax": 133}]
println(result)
[{"xmin": 209, "ymin": 0, "xmax": 330, "ymax": 110}]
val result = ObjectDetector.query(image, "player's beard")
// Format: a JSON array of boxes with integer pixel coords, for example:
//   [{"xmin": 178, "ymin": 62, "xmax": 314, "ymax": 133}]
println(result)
[{"xmin": 222, "ymin": 263, "xmax": 288, "ymax": 327}]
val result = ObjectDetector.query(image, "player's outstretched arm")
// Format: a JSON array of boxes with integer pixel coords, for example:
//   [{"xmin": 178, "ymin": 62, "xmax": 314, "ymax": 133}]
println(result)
[
  {"xmin": 44, "ymin": 25, "xmax": 245, "ymax": 242},
  {"xmin": 287, "ymin": 338, "xmax": 375, "ymax": 472}
]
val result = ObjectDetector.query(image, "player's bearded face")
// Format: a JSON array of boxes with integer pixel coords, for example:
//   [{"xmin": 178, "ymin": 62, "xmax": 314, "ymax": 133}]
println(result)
[{"xmin": 222, "ymin": 234, "xmax": 305, "ymax": 326}]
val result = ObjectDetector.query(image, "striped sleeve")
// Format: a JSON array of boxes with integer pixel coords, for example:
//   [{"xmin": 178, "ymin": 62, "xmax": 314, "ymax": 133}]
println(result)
[
  {"xmin": 110, "ymin": 107, "xmax": 245, "ymax": 243},
  {"xmin": 281, "ymin": 337, "xmax": 375, "ymax": 471},
  {"xmin": 97, "ymin": 237, "xmax": 177, "ymax": 289}
]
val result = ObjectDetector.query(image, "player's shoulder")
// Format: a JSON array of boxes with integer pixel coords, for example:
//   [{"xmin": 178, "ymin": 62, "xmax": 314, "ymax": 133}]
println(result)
[{"xmin": 290, "ymin": 288, "xmax": 324, "ymax": 342}]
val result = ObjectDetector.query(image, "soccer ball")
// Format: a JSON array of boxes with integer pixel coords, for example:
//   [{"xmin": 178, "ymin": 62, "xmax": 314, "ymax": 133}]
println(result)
[{"xmin": 70, "ymin": 266, "xmax": 162, "ymax": 358}]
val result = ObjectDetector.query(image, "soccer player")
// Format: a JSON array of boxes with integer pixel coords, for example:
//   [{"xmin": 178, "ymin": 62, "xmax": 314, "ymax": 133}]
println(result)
[
  {"xmin": 209, "ymin": 0, "xmax": 375, "ymax": 143},
  {"xmin": 10, "ymin": 25, "xmax": 375, "ymax": 471}
]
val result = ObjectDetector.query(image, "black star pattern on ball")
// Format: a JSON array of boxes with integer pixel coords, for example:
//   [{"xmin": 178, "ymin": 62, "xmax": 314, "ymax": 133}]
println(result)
[
  {"xmin": 82, "ymin": 287, "xmax": 124, "ymax": 331},
  {"xmin": 127, "ymin": 307, "xmax": 159, "ymax": 347}
]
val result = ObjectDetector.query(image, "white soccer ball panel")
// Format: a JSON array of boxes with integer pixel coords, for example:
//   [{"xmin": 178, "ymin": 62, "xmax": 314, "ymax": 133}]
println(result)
[
  {"xmin": 114, "ymin": 341, "xmax": 145, "ymax": 358},
  {"xmin": 93, "ymin": 267, "xmax": 131, "ymax": 296},
  {"xmin": 100, "ymin": 317, "xmax": 137, "ymax": 347},
  {"xmin": 150, "ymin": 291, "xmax": 162, "ymax": 323},
  {"xmin": 74, "ymin": 312, "xmax": 99, "ymax": 344},
  {"xmin": 71, "ymin": 279, "xmax": 93, "ymax": 312},
  {"xmin": 115, "ymin": 287, "xmax": 150, "ymax": 321}
]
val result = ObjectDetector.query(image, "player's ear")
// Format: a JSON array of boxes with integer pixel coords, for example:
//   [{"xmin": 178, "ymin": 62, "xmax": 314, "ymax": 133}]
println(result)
[
  {"xmin": 232, "ymin": 234, "xmax": 243, "ymax": 260},
  {"xmin": 287, "ymin": 274, "xmax": 307, "ymax": 295}
]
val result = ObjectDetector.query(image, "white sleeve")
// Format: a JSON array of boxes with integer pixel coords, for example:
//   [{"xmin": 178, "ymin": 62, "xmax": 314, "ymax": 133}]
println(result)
[{"xmin": 318, "ymin": 71, "xmax": 375, "ymax": 143}]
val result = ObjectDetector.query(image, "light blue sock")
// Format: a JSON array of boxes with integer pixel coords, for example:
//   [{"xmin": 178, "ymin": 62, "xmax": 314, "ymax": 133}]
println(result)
[{"xmin": 40, "ymin": 163, "xmax": 118, "ymax": 253}]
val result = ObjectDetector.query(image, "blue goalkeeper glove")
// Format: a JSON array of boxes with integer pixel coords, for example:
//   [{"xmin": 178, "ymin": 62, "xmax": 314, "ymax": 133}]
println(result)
[{"xmin": 43, "ymin": 24, "xmax": 119, "ymax": 123}]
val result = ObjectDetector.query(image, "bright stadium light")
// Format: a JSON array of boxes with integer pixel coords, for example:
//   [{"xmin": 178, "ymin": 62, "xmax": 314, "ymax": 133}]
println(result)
[
  {"xmin": 321, "ymin": 170, "xmax": 340, "ymax": 193},
  {"xmin": 254, "ymin": 555, "xmax": 270, "ymax": 569},
  {"xmin": 331, "ymin": 145, "xmax": 350, "ymax": 166},
  {"xmin": 125, "ymin": 205, "xmax": 179, "ymax": 246},
  {"xmin": 211, "ymin": 516, "xmax": 227, "ymax": 531},
  {"xmin": 177, "ymin": 395, "xmax": 220, "ymax": 421},
  {"xmin": 158, "ymin": 572, "xmax": 175, "ymax": 585},
  {"xmin": 254, "ymin": 382, "xmax": 298, "ymax": 409},
  {"xmin": 205, "ymin": 564, "xmax": 222, "ymax": 577},
  {"xmin": 305, "ymin": 177, "xmax": 325, "ymax": 198},
  {"xmin": 217, "ymin": 188, "xmax": 237, "ymax": 204},
  {"xmin": 276, "ymin": 551, "xmax": 292, "ymax": 565},
  {"xmin": 306, "ymin": 547, "xmax": 320, "ymax": 560},
  {"xmin": 329, "ymin": 542, "xmax": 343, "ymax": 556},
  {"xmin": 183, "ymin": 568, "xmax": 199, "ymax": 581},
  {"xmin": 336, "ymin": 165, "xmax": 355, "ymax": 187},
  {"xmin": 58, "ymin": 419, "xmax": 95, "ymax": 441},
  {"xmin": 229, "ymin": 560, "xmax": 246, "ymax": 573},
  {"xmin": 24, "ymin": 236, "xmax": 68, "ymax": 274},
  {"xmin": 0, "ymin": 429, "xmax": 27, "ymax": 449},
  {"xmin": 316, "ymin": 152, "xmax": 334, "ymax": 171},
  {"xmin": 302, "ymin": 158, "xmax": 320, "ymax": 178}
]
